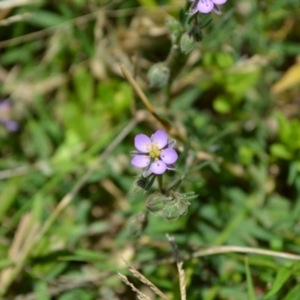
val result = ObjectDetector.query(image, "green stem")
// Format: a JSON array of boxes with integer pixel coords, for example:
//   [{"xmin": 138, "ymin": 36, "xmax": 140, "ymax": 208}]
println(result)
[
  {"xmin": 157, "ymin": 175, "xmax": 164, "ymax": 194},
  {"xmin": 164, "ymin": 14, "xmax": 200, "ymax": 106},
  {"xmin": 164, "ymin": 26, "xmax": 192, "ymax": 106}
]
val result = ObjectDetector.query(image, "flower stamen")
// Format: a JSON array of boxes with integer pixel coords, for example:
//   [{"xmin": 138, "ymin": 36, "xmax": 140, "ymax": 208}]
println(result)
[{"xmin": 149, "ymin": 142, "xmax": 163, "ymax": 159}]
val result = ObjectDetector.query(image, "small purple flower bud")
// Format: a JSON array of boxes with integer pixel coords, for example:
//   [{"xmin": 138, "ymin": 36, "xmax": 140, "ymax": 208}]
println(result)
[
  {"xmin": 0, "ymin": 99, "xmax": 19, "ymax": 132},
  {"xmin": 189, "ymin": 0, "xmax": 227, "ymax": 15},
  {"xmin": 0, "ymin": 100, "xmax": 12, "ymax": 122},
  {"xmin": 5, "ymin": 120, "xmax": 19, "ymax": 132}
]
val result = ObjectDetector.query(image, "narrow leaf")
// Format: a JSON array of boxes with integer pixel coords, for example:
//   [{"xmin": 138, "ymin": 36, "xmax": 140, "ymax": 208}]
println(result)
[
  {"xmin": 264, "ymin": 267, "xmax": 293, "ymax": 299},
  {"xmin": 283, "ymin": 284, "xmax": 300, "ymax": 300},
  {"xmin": 245, "ymin": 257, "xmax": 256, "ymax": 300}
]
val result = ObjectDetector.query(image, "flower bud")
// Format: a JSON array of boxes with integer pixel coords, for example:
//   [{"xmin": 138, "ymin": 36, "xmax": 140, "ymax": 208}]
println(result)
[
  {"xmin": 177, "ymin": 200, "xmax": 189, "ymax": 216},
  {"xmin": 190, "ymin": 26, "xmax": 203, "ymax": 43},
  {"xmin": 163, "ymin": 201, "xmax": 181, "ymax": 220},
  {"xmin": 180, "ymin": 32, "xmax": 196, "ymax": 55},
  {"xmin": 165, "ymin": 19, "xmax": 182, "ymax": 41},
  {"xmin": 146, "ymin": 192, "xmax": 166, "ymax": 213},
  {"xmin": 130, "ymin": 177, "xmax": 147, "ymax": 194},
  {"xmin": 147, "ymin": 63, "xmax": 170, "ymax": 89}
]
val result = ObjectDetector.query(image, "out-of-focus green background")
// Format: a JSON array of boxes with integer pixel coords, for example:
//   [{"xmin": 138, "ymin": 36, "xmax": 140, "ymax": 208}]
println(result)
[{"xmin": 0, "ymin": 0, "xmax": 300, "ymax": 299}]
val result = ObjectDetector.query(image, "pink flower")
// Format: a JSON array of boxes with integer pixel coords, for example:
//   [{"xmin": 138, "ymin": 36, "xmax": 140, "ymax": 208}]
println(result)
[
  {"xmin": 0, "ymin": 99, "xmax": 19, "ymax": 132},
  {"xmin": 189, "ymin": 0, "xmax": 227, "ymax": 15},
  {"xmin": 131, "ymin": 130, "xmax": 178, "ymax": 177}
]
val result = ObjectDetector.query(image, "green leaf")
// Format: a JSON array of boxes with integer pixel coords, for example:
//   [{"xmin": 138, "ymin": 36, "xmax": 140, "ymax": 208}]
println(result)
[
  {"xmin": 270, "ymin": 143, "xmax": 292, "ymax": 160},
  {"xmin": 225, "ymin": 70, "xmax": 260, "ymax": 98},
  {"xmin": 288, "ymin": 162, "xmax": 298, "ymax": 185},
  {"xmin": 215, "ymin": 52, "xmax": 234, "ymax": 69},
  {"xmin": 239, "ymin": 146, "xmax": 254, "ymax": 165},
  {"xmin": 58, "ymin": 289, "xmax": 95, "ymax": 300},
  {"xmin": 28, "ymin": 11, "xmax": 67, "ymax": 28},
  {"xmin": 0, "ymin": 180, "xmax": 18, "ymax": 222},
  {"xmin": 245, "ymin": 257, "xmax": 256, "ymax": 300},
  {"xmin": 71, "ymin": 249, "xmax": 107, "ymax": 262},
  {"xmin": 283, "ymin": 284, "xmax": 300, "ymax": 300},
  {"xmin": 27, "ymin": 120, "xmax": 53, "ymax": 159},
  {"xmin": 0, "ymin": 260, "xmax": 13, "ymax": 270},
  {"xmin": 34, "ymin": 281, "xmax": 50, "ymax": 300},
  {"xmin": 213, "ymin": 97, "xmax": 231, "ymax": 114},
  {"xmin": 73, "ymin": 67, "xmax": 94, "ymax": 106},
  {"xmin": 264, "ymin": 267, "xmax": 293, "ymax": 299},
  {"xmin": 163, "ymin": 201, "xmax": 181, "ymax": 220},
  {"xmin": 137, "ymin": 0, "xmax": 157, "ymax": 7}
]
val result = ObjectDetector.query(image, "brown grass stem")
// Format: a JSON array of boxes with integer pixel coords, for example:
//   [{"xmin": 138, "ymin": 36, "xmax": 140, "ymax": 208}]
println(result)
[
  {"xmin": 118, "ymin": 273, "xmax": 151, "ymax": 300},
  {"xmin": 122, "ymin": 259, "xmax": 170, "ymax": 300},
  {"xmin": 166, "ymin": 234, "xmax": 186, "ymax": 300},
  {"xmin": 120, "ymin": 64, "xmax": 171, "ymax": 131},
  {"xmin": 191, "ymin": 245, "xmax": 300, "ymax": 261},
  {"xmin": 155, "ymin": 245, "xmax": 300, "ymax": 266}
]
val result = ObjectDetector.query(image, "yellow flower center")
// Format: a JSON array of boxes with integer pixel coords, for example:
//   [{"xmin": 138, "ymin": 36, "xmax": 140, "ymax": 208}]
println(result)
[{"xmin": 146, "ymin": 142, "xmax": 163, "ymax": 160}]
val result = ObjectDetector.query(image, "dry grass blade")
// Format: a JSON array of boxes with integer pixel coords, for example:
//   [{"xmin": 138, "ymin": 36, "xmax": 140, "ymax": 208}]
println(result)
[
  {"xmin": 0, "ymin": 13, "xmax": 32, "ymax": 26},
  {"xmin": 166, "ymin": 234, "xmax": 186, "ymax": 300},
  {"xmin": 123, "ymin": 260, "xmax": 170, "ymax": 300},
  {"xmin": 155, "ymin": 245, "xmax": 300, "ymax": 266},
  {"xmin": 118, "ymin": 273, "xmax": 151, "ymax": 300},
  {"xmin": 0, "ymin": 214, "xmax": 40, "ymax": 291},
  {"xmin": 0, "ymin": 0, "xmax": 42, "ymax": 10},
  {"xmin": 176, "ymin": 261, "xmax": 187, "ymax": 300},
  {"xmin": 0, "ymin": 1, "xmax": 126, "ymax": 49},
  {"xmin": 191, "ymin": 246, "xmax": 300, "ymax": 261},
  {"xmin": 120, "ymin": 64, "xmax": 172, "ymax": 132}
]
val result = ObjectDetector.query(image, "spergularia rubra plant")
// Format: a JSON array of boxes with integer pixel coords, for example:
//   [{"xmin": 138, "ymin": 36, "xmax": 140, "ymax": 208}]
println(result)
[{"xmin": 131, "ymin": 129, "xmax": 178, "ymax": 177}]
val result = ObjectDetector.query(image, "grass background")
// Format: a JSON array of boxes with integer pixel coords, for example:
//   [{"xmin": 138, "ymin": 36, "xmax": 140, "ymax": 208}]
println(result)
[{"xmin": 0, "ymin": 0, "xmax": 300, "ymax": 299}]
